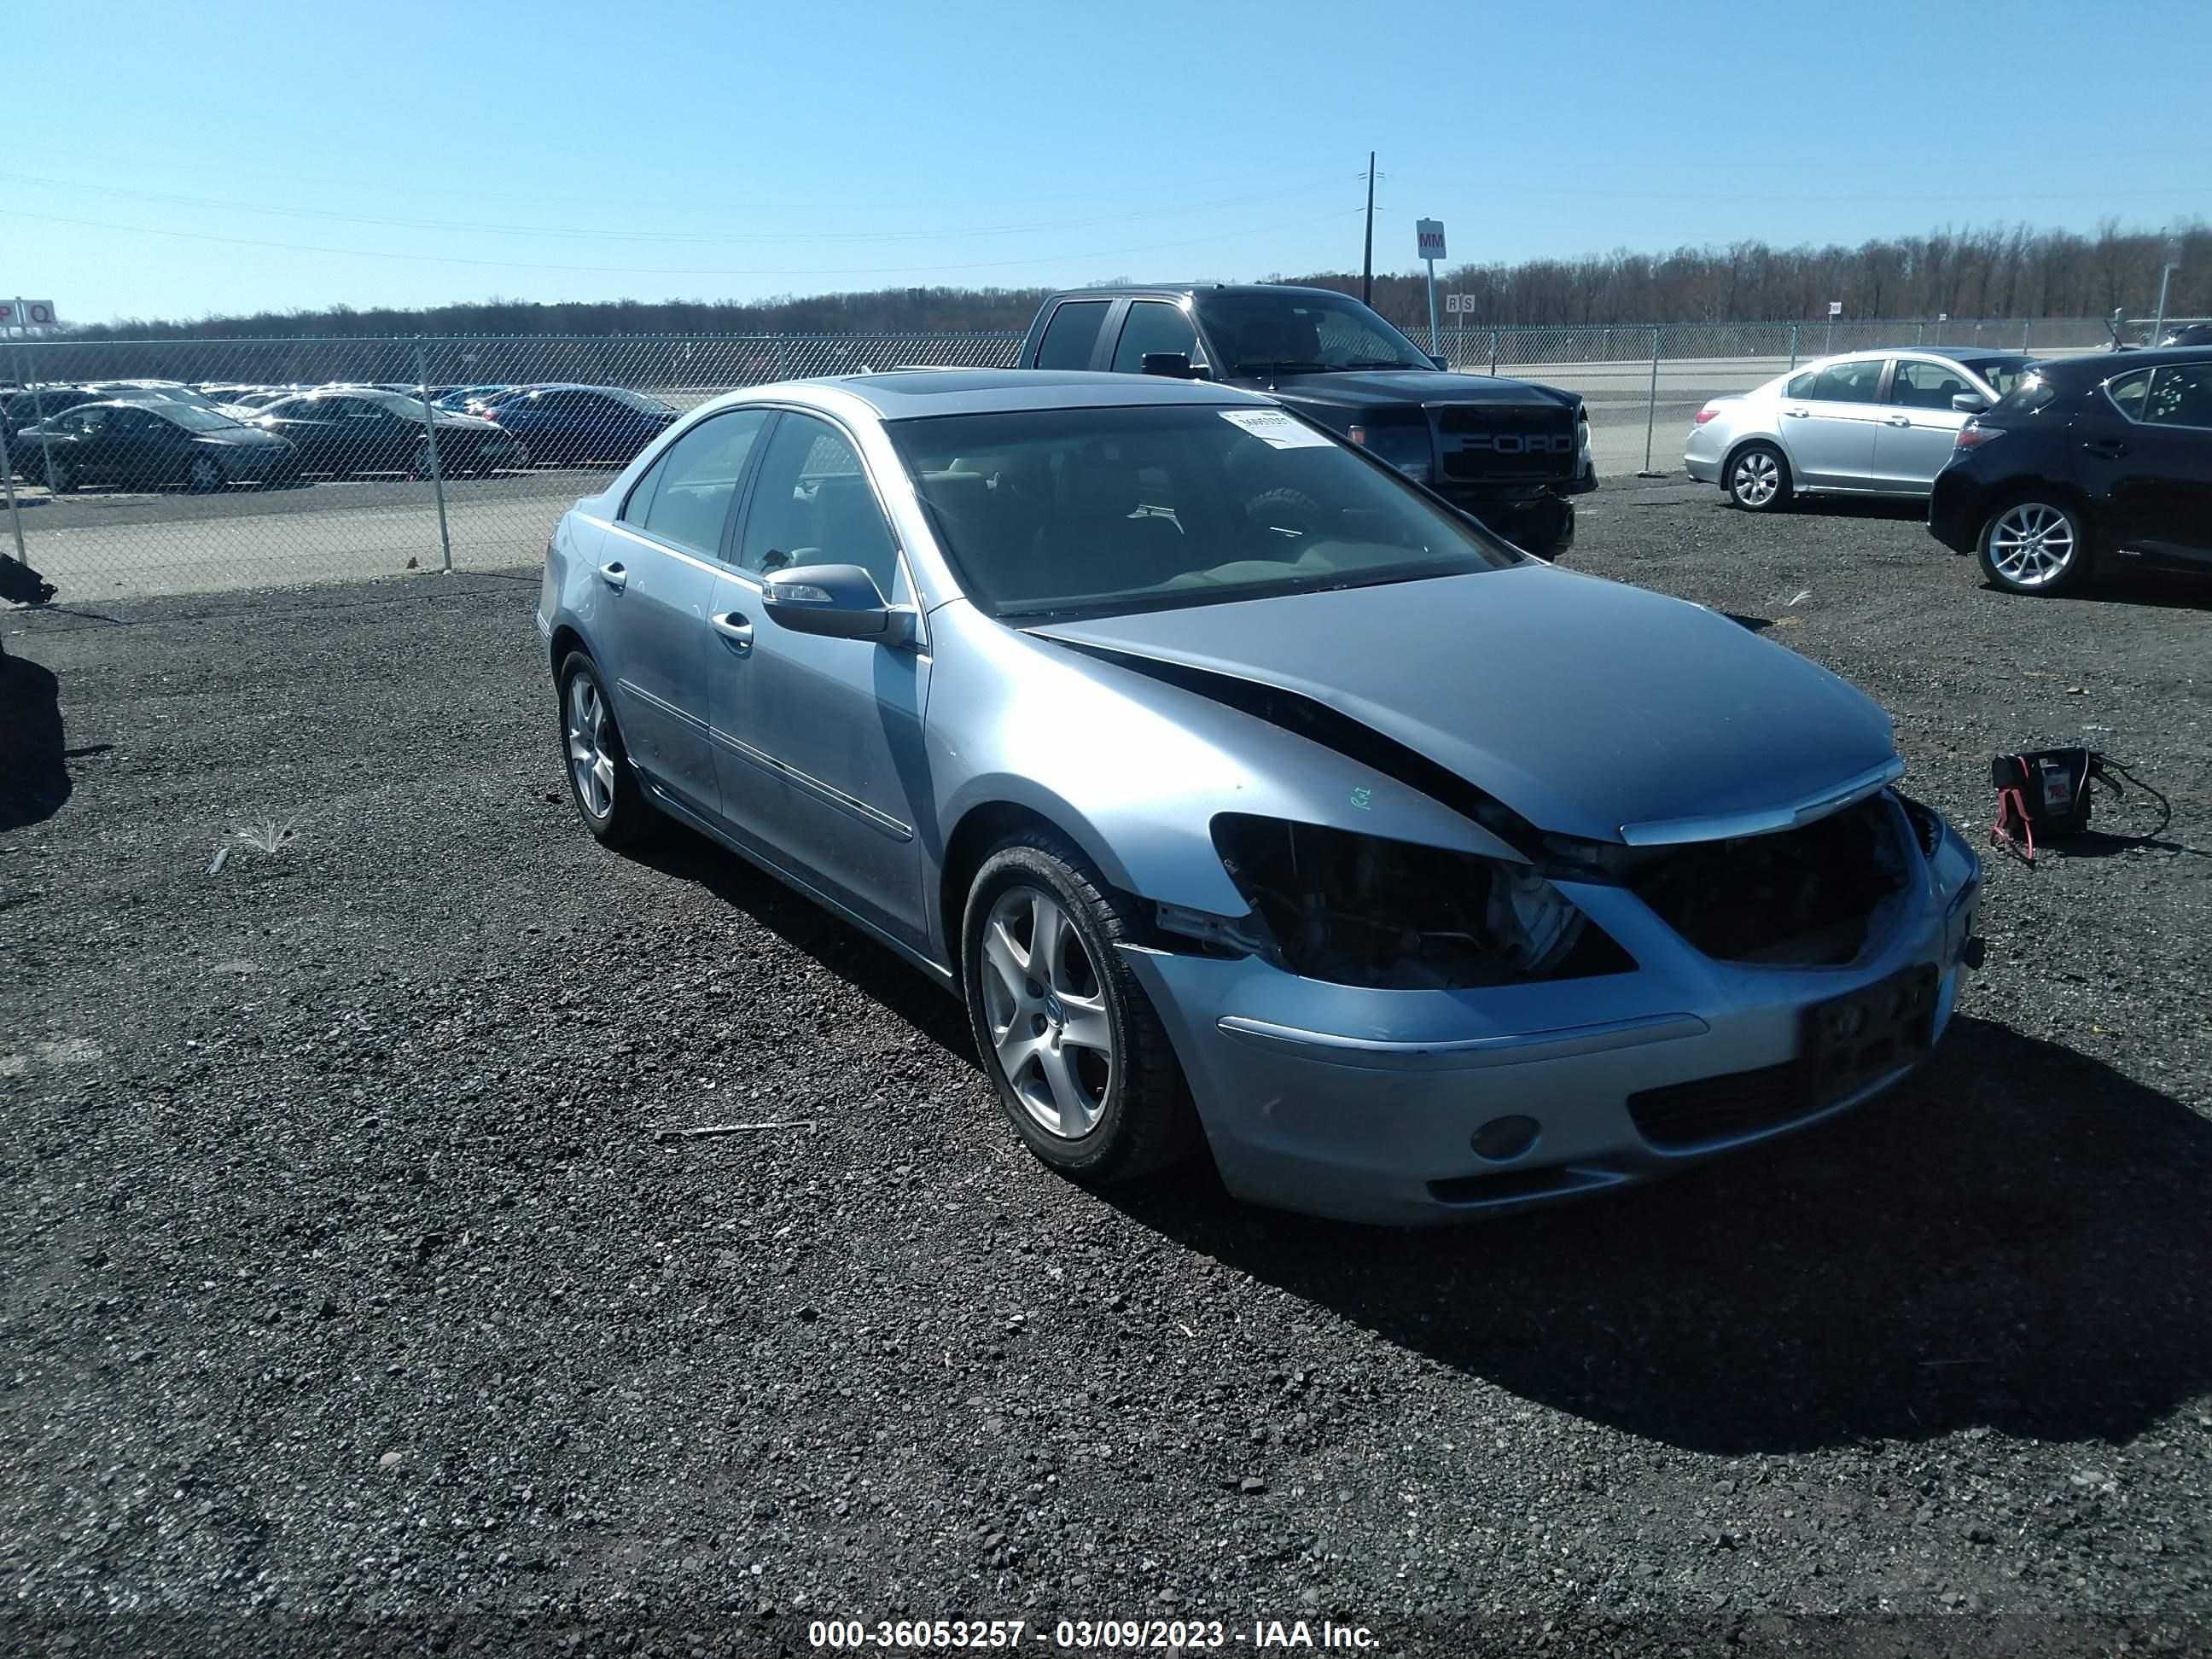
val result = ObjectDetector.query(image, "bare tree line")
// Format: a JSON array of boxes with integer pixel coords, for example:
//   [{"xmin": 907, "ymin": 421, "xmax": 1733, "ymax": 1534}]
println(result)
[{"xmin": 58, "ymin": 219, "xmax": 2207, "ymax": 341}]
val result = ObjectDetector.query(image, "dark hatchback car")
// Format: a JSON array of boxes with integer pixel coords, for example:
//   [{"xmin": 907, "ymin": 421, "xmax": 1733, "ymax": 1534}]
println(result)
[
  {"xmin": 12, "ymin": 399, "xmax": 298, "ymax": 492},
  {"xmin": 1929, "ymin": 347, "xmax": 2212, "ymax": 595},
  {"xmin": 478, "ymin": 384, "xmax": 680, "ymax": 466},
  {"xmin": 253, "ymin": 389, "xmax": 528, "ymax": 478},
  {"xmin": 2, "ymin": 386, "xmax": 105, "ymax": 440}
]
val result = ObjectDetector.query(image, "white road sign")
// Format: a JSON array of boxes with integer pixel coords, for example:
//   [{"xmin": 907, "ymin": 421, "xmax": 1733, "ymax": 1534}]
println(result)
[
  {"xmin": 1827, "ymin": 300, "xmax": 1843, "ymax": 317},
  {"xmin": 1416, "ymin": 219, "xmax": 1447, "ymax": 261},
  {"xmin": 0, "ymin": 300, "xmax": 58, "ymax": 329}
]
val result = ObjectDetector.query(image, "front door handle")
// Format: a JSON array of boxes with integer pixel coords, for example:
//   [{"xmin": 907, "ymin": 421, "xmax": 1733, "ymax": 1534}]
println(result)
[
  {"xmin": 710, "ymin": 611, "xmax": 754, "ymax": 654},
  {"xmin": 1883, "ymin": 415, "xmax": 1912, "ymax": 427},
  {"xmin": 2081, "ymin": 439, "xmax": 2128, "ymax": 460},
  {"xmin": 598, "ymin": 561, "xmax": 628, "ymax": 592},
  {"xmin": 1783, "ymin": 406, "xmax": 1809, "ymax": 418}
]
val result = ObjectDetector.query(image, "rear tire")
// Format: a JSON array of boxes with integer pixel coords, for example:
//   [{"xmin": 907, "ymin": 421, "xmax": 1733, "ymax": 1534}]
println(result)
[
  {"xmin": 1977, "ymin": 498, "xmax": 2093, "ymax": 597},
  {"xmin": 962, "ymin": 830, "xmax": 1196, "ymax": 1187},
  {"xmin": 556, "ymin": 651, "xmax": 655, "ymax": 847},
  {"xmin": 1726, "ymin": 442, "xmax": 1792, "ymax": 512},
  {"xmin": 45, "ymin": 459, "xmax": 77, "ymax": 495}
]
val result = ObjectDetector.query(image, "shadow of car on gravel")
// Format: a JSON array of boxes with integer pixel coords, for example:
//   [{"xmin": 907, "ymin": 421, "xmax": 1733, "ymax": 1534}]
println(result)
[
  {"xmin": 1980, "ymin": 565, "xmax": 2212, "ymax": 612},
  {"xmin": 627, "ymin": 825, "xmax": 976, "ymax": 1060},
  {"xmin": 1105, "ymin": 1015, "xmax": 2212, "ymax": 1455},
  {"xmin": 619, "ymin": 822, "xmax": 2212, "ymax": 1455},
  {"xmin": 0, "ymin": 650, "xmax": 72, "ymax": 831}
]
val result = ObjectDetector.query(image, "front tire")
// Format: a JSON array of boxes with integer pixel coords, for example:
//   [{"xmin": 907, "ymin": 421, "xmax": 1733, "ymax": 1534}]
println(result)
[
  {"xmin": 962, "ymin": 831, "xmax": 1194, "ymax": 1186},
  {"xmin": 45, "ymin": 458, "xmax": 77, "ymax": 495},
  {"xmin": 556, "ymin": 651, "xmax": 655, "ymax": 847},
  {"xmin": 1726, "ymin": 442, "xmax": 1792, "ymax": 512},
  {"xmin": 1978, "ymin": 498, "xmax": 2093, "ymax": 596},
  {"xmin": 186, "ymin": 454, "xmax": 225, "ymax": 493}
]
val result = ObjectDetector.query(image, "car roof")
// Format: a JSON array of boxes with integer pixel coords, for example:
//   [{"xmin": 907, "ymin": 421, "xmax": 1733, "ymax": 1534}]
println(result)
[
  {"xmin": 789, "ymin": 368, "xmax": 1273, "ymax": 419},
  {"xmin": 1044, "ymin": 282, "xmax": 1347, "ymax": 304},
  {"xmin": 1807, "ymin": 346, "xmax": 2030, "ymax": 366},
  {"xmin": 2029, "ymin": 345, "xmax": 2212, "ymax": 382}
]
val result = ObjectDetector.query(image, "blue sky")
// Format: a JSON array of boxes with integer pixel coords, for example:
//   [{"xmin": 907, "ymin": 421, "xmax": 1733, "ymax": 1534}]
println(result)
[{"xmin": 9, "ymin": 0, "xmax": 2209, "ymax": 325}]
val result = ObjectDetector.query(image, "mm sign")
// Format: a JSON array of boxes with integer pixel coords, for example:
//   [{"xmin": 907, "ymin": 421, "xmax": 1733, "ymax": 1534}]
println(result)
[
  {"xmin": 1416, "ymin": 219, "xmax": 1447, "ymax": 262},
  {"xmin": 0, "ymin": 300, "xmax": 58, "ymax": 329}
]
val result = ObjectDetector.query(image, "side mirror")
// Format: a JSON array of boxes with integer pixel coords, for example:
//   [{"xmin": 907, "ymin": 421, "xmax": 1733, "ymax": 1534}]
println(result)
[
  {"xmin": 1139, "ymin": 352, "xmax": 1197, "ymax": 379},
  {"xmin": 1950, "ymin": 392, "xmax": 1988, "ymax": 414},
  {"xmin": 762, "ymin": 562, "xmax": 915, "ymax": 644},
  {"xmin": 1428, "ymin": 355, "xmax": 1448, "ymax": 372}
]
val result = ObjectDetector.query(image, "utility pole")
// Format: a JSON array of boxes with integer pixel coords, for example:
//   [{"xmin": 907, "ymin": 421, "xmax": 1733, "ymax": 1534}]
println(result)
[{"xmin": 1360, "ymin": 152, "xmax": 1376, "ymax": 307}]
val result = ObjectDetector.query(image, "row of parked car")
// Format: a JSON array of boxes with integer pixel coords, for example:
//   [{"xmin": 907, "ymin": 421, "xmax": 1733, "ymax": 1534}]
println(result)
[
  {"xmin": 1685, "ymin": 341, "xmax": 2212, "ymax": 596},
  {"xmin": 0, "ymin": 378, "xmax": 681, "ymax": 493}
]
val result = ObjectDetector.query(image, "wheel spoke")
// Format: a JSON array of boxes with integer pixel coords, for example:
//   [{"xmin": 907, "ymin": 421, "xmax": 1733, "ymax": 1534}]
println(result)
[
  {"xmin": 981, "ymin": 922, "xmax": 1029, "ymax": 1003},
  {"xmin": 995, "ymin": 1025, "xmax": 1036, "ymax": 1081},
  {"xmin": 1030, "ymin": 898, "xmax": 1066, "ymax": 990},
  {"xmin": 592, "ymin": 753, "xmax": 615, "ymax": 800},
  {"xmin": 1036, "ymin": 1043, "xmax": 1088, "ymax": 1136},
  {"xmin": 1057, "ymin": 992, "xmax": 1111, "ymax": 1057}
]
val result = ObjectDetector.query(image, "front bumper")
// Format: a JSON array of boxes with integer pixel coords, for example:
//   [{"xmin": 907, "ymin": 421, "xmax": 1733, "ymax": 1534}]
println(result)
[{"xmin": 1122, "ymin": 798, "xmax": 1981, "ymax": 1225}]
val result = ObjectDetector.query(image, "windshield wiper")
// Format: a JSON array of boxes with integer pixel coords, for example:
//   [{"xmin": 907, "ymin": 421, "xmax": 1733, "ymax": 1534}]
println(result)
[
  {"xmin": 1231, "ymin": 359, "xmax": 1329, "ymax": 376},
  {"xmin": 1339, "ymin": 358, "xmax": 1427, "ymax": 370}
]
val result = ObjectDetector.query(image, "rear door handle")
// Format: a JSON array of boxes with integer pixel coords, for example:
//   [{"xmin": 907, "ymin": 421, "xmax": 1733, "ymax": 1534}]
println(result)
[
  {"xmin": 598, "ymin": 561, "xmax": 628, "ymax": 591},
  {"xmin": 2081, "ymin": 439, "xmax": 2128, "ymax": 460},
  {"xmin": 710, "ymin": 611, "xmax": 754, "ymax": 654}
]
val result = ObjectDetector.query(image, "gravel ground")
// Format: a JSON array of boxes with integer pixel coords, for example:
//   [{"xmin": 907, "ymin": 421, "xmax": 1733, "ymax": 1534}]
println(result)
[{"xmin": 3, "ymin": 480, "xmax": 2209, "ymax": 1657}]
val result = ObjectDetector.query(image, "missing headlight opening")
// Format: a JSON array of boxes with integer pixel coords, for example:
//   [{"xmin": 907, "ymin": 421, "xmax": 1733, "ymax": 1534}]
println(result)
[
  {"xmin": 1621, "ymin": 795, "xmax": 1908, "ymax": 967},
  {"xmin": 1208, "ymin": 815, "xmax": 1633, "ymax": 990}
]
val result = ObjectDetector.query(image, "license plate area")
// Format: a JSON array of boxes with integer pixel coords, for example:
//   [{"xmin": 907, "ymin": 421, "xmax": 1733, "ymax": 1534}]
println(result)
[{"xmin": 1802, "ymin": 964, "xmax": 1937, "ymax": 1102}]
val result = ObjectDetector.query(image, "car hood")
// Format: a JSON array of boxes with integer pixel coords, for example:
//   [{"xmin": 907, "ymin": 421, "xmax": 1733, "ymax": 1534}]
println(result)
[
  {"xmin": 1235, "ymin": 369, "xmax": 1578, "ymax": 415},
  {"xmin": 1027, "ymin": 564, "xmax": 1898, "ymax": 844}
]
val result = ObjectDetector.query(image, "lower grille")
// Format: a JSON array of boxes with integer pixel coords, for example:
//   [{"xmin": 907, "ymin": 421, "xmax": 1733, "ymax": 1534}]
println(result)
[{"xmin": 1626, "ymin": 1061, "xmax": 1815, "ymax": 1151}]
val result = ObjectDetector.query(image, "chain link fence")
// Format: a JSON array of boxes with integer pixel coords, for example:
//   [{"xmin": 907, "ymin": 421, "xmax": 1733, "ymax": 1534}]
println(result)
[{"xmin": 0, "ymin": 317, "xmax": 2131, "ymax": 599}]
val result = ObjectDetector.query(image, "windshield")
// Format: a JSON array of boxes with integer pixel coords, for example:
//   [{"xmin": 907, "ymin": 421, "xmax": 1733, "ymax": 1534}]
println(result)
[
  {"xmin": 1192, "ymin": 288, "xmax": 1431, "ymax": 375},
  {"xmin": 1965, "ymin": 355, "xmax": 2036, "ymax": 397},
  {"xmin": 353, "ymin": 389, "xmax": 439, "ymax": 421},
  {"xmin": 885, "ymin": 403, "xmax": 1516, "ymax": 622},
  {"xmin": 603, "ymin": 386, "xmax": 677, "ymax": 415},
  {"xmin": 160, "ymin": 404, "xmax": 247, "ymax": 431}
]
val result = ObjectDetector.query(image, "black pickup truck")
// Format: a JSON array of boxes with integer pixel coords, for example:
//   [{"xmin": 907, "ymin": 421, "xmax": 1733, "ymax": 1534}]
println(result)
[{"xmin": 1015, "ymin": 283, "xmax": 1595, "ymax": 558}]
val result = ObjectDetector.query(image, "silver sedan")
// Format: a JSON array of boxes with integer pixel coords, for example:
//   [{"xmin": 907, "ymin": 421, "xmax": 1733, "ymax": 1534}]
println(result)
[
  {"xmin": 537, "ymin": 370, "xmax": 1981, "ymax": 1223},
  {"xmin": 1685, "ymin": 349, "xmax": 2037, "ymax": 511}
]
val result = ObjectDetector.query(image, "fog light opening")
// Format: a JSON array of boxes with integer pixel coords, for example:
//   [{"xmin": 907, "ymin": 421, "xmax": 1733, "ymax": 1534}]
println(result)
[{"xmin": 1470, "ymin": 1114, "xmax": 1540, "ymax": 1162}]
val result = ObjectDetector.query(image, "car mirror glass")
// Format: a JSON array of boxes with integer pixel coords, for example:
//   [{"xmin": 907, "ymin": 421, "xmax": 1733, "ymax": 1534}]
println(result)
[{"xmin": 1951, "ymin": 393, "xmax": 1988, "ymax": 414}]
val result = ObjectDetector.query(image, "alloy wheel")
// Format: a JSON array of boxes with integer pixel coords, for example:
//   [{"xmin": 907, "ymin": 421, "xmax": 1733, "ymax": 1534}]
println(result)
[
  {"xmin": 978, "ymin": 884, "xmax": 1115, "ymax": 1140},
  {"xmin": 189, "ymin": 456, "xmax": 224, "ymax": 492},
  {"xmin": 1731, "ymin": 449, "xmax": 1780, "ymax": 508},
  {"xmin": 565, "ymin": 673, "xmax": 616, "ymax": 820},
  {"xmin": 1987, "ymin": 503, "xmax": 2076, "ymax": 588}
]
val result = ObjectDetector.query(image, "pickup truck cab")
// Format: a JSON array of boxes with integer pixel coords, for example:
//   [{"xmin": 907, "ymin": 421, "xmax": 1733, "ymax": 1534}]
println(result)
[{"xmin": 1016, "ymin": 283, "xmax": 1595, "ymax": 558}]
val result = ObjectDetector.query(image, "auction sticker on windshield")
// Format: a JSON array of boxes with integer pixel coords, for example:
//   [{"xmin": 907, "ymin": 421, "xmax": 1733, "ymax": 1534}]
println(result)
[{"xmin": 1218, "ymin": 409, "xmax": 1333, "ymax": 449}]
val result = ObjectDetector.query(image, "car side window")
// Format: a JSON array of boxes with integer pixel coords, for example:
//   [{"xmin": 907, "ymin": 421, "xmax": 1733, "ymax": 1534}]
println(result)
[
  {"xmin": 736, "ymin": 414, "xmax": 899, "ymax": 597},
  {"xmin": 1808, "ymin": 360, "xmax": 1883, "ymax": 403},
  {"xmin": 1110, "ymin": 302, "xmax": 1199, "ymax": 373},
  {"xmin": 629, "ymin": 410, "xmax": 767, "ymax": 555},
  {"xmin": 1785, "ymin": 371, "xmax": 1816, "ymax": 399},
  {"xmin": 2139, "ymin": 364, "xmax": 2212, "ymax": 429},
  {"xmin": 1888, "ymin": 360, "xmax": 1970, "ymax": 409},
  {"xmin": 1034, "ymin": 300, "xmax": 1111, "ymax": 370},
  {"xmin": 2105, "ymin": 369, "xmax": 2152, "ymax": 422}
]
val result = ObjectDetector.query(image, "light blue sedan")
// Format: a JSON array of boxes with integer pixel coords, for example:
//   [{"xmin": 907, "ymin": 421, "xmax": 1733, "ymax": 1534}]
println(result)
[{"xmin": 536, "ymin": 370, "xmax": 1981, "ymax": 1223}]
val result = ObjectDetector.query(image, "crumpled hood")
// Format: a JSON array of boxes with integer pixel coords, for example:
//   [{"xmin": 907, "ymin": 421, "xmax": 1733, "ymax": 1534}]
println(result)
[{"xmin": 1028, "ymin": 564, "xmax": 1898, "ymax": 844}]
